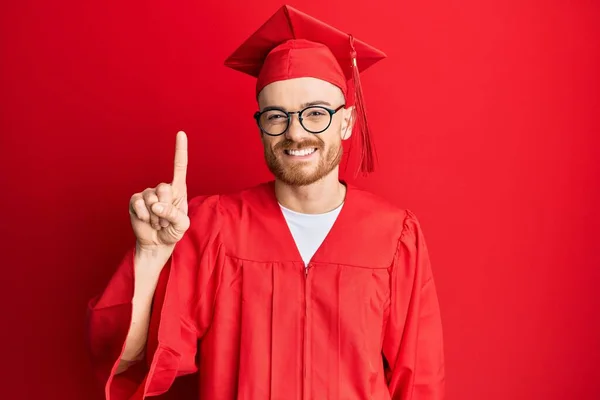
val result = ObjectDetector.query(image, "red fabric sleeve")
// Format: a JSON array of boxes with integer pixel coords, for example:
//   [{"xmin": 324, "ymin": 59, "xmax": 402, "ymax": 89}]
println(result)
[
  {"xmin": 86, "ymin": 195, "xmax": 224, "ymax": 399},
  {"xmin": 383, "ymin": 210, "xmax": 446, "ymax": 400}
]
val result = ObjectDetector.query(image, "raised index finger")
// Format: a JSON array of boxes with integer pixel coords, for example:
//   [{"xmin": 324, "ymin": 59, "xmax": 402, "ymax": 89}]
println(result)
[{"xmin": 172, "ymin": 130, "xmax": 188, "ymax": 189}]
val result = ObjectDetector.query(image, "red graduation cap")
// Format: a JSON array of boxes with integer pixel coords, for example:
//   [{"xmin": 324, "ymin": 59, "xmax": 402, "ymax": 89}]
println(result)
[{"xmin": 224, "ymin": 5, "xmax": 387, "ymax": 174}]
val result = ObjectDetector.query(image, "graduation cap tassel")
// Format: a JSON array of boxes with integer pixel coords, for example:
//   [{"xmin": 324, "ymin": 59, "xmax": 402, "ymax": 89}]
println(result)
[{"xmin": 349, "ymin": 35, "xmax": 376, "ymax": 174}]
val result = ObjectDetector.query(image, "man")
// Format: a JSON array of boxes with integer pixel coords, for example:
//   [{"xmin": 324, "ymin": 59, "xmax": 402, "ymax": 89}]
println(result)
[{"xmin": 87, "ymin": 5, "xmax": 445, "ymax": 400}]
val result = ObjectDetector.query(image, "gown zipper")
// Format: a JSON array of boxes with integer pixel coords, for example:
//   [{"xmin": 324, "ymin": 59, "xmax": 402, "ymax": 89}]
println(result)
[{"xmin": 303, "ymin": 263, "xmax": 312, "ymax": 400}]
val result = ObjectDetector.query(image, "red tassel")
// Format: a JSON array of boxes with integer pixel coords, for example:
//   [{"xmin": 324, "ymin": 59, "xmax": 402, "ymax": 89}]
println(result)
[{"xmin": 349, "ymin": 35, "xmax": 376, "ymax": 175}]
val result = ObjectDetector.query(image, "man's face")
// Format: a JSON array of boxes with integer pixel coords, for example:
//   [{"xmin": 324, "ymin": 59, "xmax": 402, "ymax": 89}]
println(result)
[{"xmin": 257, "ymin": 77, "xmax": 353, "ymax": 186}]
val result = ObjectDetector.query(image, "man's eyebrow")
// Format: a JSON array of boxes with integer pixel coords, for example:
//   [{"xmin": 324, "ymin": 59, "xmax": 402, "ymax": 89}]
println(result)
[
  {"xmin": 301, "ymin": 100, "xmax": 332, "ymax": 108},
  {"xmin": 261, "ymin": 100, "xmax": 333, "ymax": 112}
]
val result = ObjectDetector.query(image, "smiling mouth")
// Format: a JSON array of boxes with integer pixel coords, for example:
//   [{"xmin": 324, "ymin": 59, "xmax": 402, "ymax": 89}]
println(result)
[{"xmin": 284, "ymin": 148, "xmax": 318, "ymax": 156}]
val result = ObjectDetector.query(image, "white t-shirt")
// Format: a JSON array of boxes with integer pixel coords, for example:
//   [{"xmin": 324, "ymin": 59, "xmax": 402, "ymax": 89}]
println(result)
[{"xmin": 279, "ymin": 202, "xmax": 344, "ymax": 266}]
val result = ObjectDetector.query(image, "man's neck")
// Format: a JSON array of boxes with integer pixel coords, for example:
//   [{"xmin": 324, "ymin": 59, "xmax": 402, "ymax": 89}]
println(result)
[{"xmin": 274, "ymin": 171, "xmax": 346, "ymax": 214}]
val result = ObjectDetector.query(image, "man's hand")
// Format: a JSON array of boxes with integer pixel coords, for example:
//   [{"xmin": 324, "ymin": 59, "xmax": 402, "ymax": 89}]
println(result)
[{"xmin": 129, "ymin": 131, "xmax": 190, "ymax": 251}]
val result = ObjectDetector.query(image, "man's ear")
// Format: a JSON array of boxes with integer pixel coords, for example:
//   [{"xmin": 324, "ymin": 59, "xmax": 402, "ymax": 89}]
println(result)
[{"xmin": 340, "ymin": 106, "xmax": 355, "ymax": 140}]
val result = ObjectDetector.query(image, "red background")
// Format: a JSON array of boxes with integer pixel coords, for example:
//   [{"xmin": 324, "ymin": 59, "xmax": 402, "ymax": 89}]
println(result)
[{"xmin": 2, "ymin": 0, "xmax": 599, "ymax": 399}]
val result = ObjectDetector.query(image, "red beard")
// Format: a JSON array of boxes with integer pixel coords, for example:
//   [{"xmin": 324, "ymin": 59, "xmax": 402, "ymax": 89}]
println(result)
[{"xmin": 264, "ymin": 137, "xmax": 343, "ymax": 186}]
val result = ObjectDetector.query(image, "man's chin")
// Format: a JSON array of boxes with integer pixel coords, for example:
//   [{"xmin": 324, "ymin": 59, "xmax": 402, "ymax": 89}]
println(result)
[
  {"xmin": 269, "ymin": 165, "xmax": 320, "ymax": 186},
  {"xmin": 277, "ymin": 174, "xmax": 321, "ymax": 187}
]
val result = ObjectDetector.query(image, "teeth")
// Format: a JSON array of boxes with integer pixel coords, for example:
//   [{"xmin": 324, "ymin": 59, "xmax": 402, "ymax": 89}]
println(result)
[{"xmin": 287, "ymin": 148, "xmax": 316, "ymax": 156}]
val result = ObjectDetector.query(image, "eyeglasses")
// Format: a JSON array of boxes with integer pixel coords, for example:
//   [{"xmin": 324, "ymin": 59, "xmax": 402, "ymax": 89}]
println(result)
[{"xmin": 254, "ymin": 104, "xmax": 345, "ymax": 136}]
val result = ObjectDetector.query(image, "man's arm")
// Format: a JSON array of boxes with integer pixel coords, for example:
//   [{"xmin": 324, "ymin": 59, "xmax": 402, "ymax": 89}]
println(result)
[
  {"xmin": 115, "ymin": 244, "xmax": 173, "ymax": 374},
  {"xmin": 383, "ymin": 210, "xmax": 445, "ymax": 399},
  {"xmin": 86, "ymin": 194, "xmax": 224, "ymax": 400}
]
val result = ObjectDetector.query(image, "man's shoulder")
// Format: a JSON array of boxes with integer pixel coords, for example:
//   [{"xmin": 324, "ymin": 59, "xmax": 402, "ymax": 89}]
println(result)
[
  {"xmin": 188, "ymin": 181, "xmax": 273, "ymax": 214},
  {"xmin": 219, "ymin": 181, "xmax": 273, "ymax": 208},
  {"xmin": 349, "ymin": 184, "xmax": 409, "ymax": 221}
]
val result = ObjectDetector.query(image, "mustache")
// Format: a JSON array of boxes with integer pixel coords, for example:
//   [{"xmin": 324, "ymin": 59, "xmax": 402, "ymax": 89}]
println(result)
[{"xmin": 274, "ymin": 138, "xmax": 324, "ymax": 151}]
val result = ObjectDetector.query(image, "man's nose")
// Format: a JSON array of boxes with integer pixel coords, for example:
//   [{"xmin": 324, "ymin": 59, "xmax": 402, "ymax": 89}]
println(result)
[{"xmin": 284, "ymin": 113, "xmax": 310, "ymax": 141}]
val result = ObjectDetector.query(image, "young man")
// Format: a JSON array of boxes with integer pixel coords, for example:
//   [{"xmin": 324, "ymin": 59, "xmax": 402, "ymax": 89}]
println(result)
[{"xmin": 87, "ymin": 5, "xmax": 445, "ymax": 400}]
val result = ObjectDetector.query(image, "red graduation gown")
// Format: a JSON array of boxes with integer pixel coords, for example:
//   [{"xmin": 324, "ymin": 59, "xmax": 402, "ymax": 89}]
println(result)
[{"xmin": 87, "ymin": 181, "xmax": 445, "ymax": 399}]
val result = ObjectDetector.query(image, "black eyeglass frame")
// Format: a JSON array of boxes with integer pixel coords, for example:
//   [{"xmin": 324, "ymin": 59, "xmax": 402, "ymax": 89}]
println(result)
[{"xmin": 253, "ymin": 104, "xmax": 345, "ymax": 136}]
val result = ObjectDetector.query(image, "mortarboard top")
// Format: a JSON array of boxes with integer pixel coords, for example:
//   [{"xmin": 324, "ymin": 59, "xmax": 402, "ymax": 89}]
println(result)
[{"xmin": 224, "ymin": 5, "xmax": 387, "ymax": 174}]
